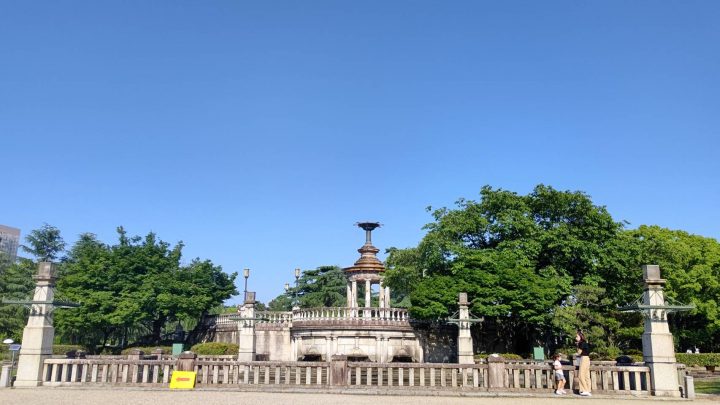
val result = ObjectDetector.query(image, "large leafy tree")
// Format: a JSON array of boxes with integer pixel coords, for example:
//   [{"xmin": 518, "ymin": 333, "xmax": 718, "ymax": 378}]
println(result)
[
  {"xmin": 54, "ymin": 228, "xmax": 238, "ymax": 351},
  {"xmin": 385, "ymin": 185, "xmax": 626, "ymax": 352},
  {"xmin": 625, "ymin": 226, "xmax": 720, "ymax": 351}
]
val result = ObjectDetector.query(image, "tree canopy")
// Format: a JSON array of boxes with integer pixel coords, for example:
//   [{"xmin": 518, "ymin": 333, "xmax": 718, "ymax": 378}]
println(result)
[
  {"xmin": 384, "ymin": 185, "xmax": 720, "ymax": 353},
  {"xmin": 53, "ymin": 227, "xmax": 237, "ymax": 352},
  {"xmin": 268, "ymin": 265, "xmax": 347, "ymax": 311}
]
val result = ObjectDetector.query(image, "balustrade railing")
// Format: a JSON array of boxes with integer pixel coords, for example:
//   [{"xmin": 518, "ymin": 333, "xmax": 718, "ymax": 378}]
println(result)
[
  {"xmin": 41, "ymin": 357, "xmax": 652, "ymax": 396},
  {"xmin": 292, "ymin": 307, "xmax": 409, "ymax": 323}
]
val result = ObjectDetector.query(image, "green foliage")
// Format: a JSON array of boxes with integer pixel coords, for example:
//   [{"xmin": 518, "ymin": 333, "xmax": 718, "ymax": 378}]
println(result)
[
  {"xmin": 190, "ymin": 342, "xmax": 238, "ymax": 355},
  {"xmin": 694, "ymin": 378, "xmax": 720, "ymax": 395},
  {"xmin": 54, "ymin": 228, "xmax": 238, "ymax": 352},
  {"xmin": 120, "ymin": 346, "xmax": 172, "ymax": 355},
  {"xmin": 52, "ymin": 344, "xmax": 85, "ymax": 355},
  {"xmin": 676, "ymin": 353, "xmax": 720, "ymax": 367},
  {"xmin": 21, "ymin": 223, "xmax": 65, "ymax": 261},
  {"xmin": 385, "ymin": 184, "xmax": 720, "ymax": 354},
  {"xmin": 499, "ymin": 353, "xmax": 523, "ymax": 360},
  {"xmin": 0, "ymin": 257, "xmax": 35, "ymax": 341},
  {"xmin": 268, "ymin": 266, "xmax": 347, "ymax": 310},
  {"xmin": 386, "ymin": 185, "xmax": 624, "ymax": 350},
  {"xmin": 627, "ymin": 226, "xmax": 720, "ymax": 351}
]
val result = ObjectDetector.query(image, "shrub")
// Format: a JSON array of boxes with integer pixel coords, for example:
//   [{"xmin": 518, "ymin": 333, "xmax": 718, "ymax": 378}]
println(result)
[
  {"xmin": 190, "ymin": 342, "xmax": 238, "ymax": 355},
  {"xmin": 499, "ymin": 353, "xmax": 523, "ymax": 360},
  {"xmin": 52, "ymin": 344, "xmax": 85, "ymax": 355},
  {"xmin": 120, "ymin": 346, "xmax": 172, "ymax": 355},
  {"xmin": 676, "ymin": 353, "xmax": 720, "ymax": 367}
]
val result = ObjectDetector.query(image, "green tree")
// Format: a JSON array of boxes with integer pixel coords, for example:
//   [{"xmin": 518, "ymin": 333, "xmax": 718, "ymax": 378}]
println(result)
[
  {"xmin": 0, "ymin": 255, "xmax": 35, "ymax": 341},
  {"xmin": 0, "ymin": 224, "xmax": 65, "ymax": 341},
  {"xmin": 54, "ymin": 228, "xmax": 238, "ymax": 351},
  {"xmin": 268, "ymin": 265, "xmax": 347, "ymax": 310},
  {"xmin": 626, "ymin": 226, "xmax": 720, "ymax": 351},
  {"xmin": 385, "ymin": 185, "xmax": 625, "ymax": 352},
  {"xmin": 21, "ymin": 223, "xmax": 65, "ymax": 261}
]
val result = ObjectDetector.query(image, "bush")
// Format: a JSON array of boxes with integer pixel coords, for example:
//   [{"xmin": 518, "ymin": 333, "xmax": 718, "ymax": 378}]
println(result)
[
  {"xmin": 120, "ymin": 346, "xmax": 172, "ymax": 355},
  {"xmin": 190, "ymin": 342, "xmax": 238, "ymax": 355},
  {"xmin": 52, "ymin": 344, "xmax": 85, "ymax": 355},
  {"xmin": 676, "ymin": 353, "xmax": 720, "ymax": 367},
  {"xmin": 499, "ymin": 353, "xmax": 523, "ymax": 360}
]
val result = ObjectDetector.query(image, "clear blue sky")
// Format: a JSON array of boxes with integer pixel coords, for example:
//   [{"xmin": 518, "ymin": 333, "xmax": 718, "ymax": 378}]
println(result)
[{"xmin": 2, "ymin": 1, "xmax": 718, "ymax": 305}]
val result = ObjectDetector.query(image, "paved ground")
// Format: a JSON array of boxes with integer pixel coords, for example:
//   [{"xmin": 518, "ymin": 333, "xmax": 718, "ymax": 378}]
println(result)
[{"xmin": 0, "ymin": 388, "xmax": 716, "ymax": 405}]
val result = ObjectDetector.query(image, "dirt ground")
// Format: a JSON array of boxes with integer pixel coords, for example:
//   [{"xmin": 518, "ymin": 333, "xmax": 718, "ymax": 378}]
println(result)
[{"xmin": 1, "ymin": 387, "xmax": 716, "ymax": 405}]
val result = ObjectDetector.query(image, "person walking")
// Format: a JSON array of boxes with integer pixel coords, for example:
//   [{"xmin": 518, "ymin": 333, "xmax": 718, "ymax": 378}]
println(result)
[{"xmin": 575, "ymin": 329, "xmax": 592, "ymax": 396}]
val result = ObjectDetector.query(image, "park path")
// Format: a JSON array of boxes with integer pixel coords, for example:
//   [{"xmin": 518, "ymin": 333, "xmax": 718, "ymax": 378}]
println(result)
[{"xmin": 0, "ymin": 388, "xmax": 716, "ymax": 405}]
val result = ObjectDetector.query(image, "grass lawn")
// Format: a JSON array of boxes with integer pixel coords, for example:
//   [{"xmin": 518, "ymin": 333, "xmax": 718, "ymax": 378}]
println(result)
[{"xmin": 695, "ymin": 378, "xmax": 720, "ymax": 395}]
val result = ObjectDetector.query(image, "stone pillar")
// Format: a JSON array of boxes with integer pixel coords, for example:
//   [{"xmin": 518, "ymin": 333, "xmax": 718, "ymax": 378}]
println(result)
[
  {"xmin": 291, "ymin": 337, "xmax": 297, "ymax": 361},
  {"xmin": 384, "ymin": 286, "xmax": 391, "ymax": 307},
  {"xmin": 0, "ymin": 365, "xmax": 11, "ymax": 387},
  {"xmin": 365, "ymin": 280, "xmax": 371, "ymax": 307},
  {"xmin": 175, "ymin": 351, "xmax": 197, "ymax": 371},
  {"xmin": 487, "ymin": 354, "xmax": 506, "ymax": 391},
  {"xmin": 379, "ymin": 286, "xmax": 386, "ymax": 308},
  {"xmin": 15, "ymin": 262, "xmax": 57, "ymax": 387},
  {"xmin": 457, "ymin": 293, "xmax": 474, "ymax": 364},
  {"xmin": 375, "ymin": 337, "xmax": 382, "ymax": 362},
  {"xmin": 346, "ymin": 282, "xmax": 352, "ymax": 307},
  {"xmin": 330, "ymin": 355, "xmax": 348, "ymax": 386},
  {"xmin": 641, "ymin": 265, "xmax": 681, "ymax": 397},
  {"xmin": 351, "ymin": 280, "xmax": 358, "ymax": 312},
  {"xmin": 237, "ymin": 300, "xmax": 256, "ymax": 362}
]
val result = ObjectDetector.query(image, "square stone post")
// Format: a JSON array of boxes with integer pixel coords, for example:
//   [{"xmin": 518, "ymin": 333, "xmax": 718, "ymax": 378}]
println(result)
[
  {"xmin": 641, "ymin": 265, "xmax": 681, "ymax": 397},
  {"xmin": 457, "ymin": 293, "xmax": 474, "ymax": 364},
  {"xmin": 487, "ymin": 354, "xmax": 506, "ymax": 391},
  {"xmin": 237, "ymin": 296, "xmax": 256, "ymax": 362},
  {"xmin": 14, "ymin": 262, "xmax": 57, "ymax": 387}
]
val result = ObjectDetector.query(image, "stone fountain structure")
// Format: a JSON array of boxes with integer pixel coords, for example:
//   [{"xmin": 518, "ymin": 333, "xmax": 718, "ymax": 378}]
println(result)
[{"xmin": 229, "ymin": 222, "xmax": 424, "ymax": 362}]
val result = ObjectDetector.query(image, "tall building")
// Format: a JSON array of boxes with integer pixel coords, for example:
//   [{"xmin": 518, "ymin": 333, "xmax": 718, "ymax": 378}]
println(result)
[{"xmin": 0, "ymin": 224, "xmax": 21, "ymax": 261}]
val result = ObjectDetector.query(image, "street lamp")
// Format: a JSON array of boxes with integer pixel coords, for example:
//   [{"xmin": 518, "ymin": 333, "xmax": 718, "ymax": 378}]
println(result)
[
  {"xmin": 243, "ymin": 268, "xmax": 250, "ymax": 301},
  {"xmin": 294, "ymin": 268, "xmax": 301, "ymax": 307}
]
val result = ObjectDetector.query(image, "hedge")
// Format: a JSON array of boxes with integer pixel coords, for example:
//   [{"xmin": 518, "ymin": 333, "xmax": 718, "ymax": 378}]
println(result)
[
  {"xmin": 190, "ymin": 342, "xmax": 238, "ymax": 355},
  {"xmin": 52, "ymin": 344, "xmax": 85, "ymax": 355},
  {"xmin": 676, "ymin": 353, "xmax": 720, "ymax": 367},
  {"xmin": 120, "ymin": 346, "xmax": 172, "ymax": 355}
]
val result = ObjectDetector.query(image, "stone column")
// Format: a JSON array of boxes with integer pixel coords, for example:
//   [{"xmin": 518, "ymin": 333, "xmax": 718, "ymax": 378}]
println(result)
[
  {"xmin": 457, "ymin": 293, "xmax": 474, "ymax": 364},
  {"xmin": 641, "ymin": 265, "xmax": 681, "ymax": 397},
  {"xmin": 351, "ymin": 280, "xmax": 358, "ymax": 313},
  {"xmin": 15, "ymin": 262, "xmax": 57, "ymax": 387},
  {"xmin": 378, "ymin": 286, "xmax": 386, "ymax": 308},
  {"xmin": 346, "ymin": 282, "xmax": 352, "ymax": 307},
  {"xmin": 365, "ymin": 280, "xmax": 371, "ymax": 307},
  {"xmin": 385, "ymin": 287, "xmax": 391, "ymax": 307},
  {"xmin": 291, "ymin": 337, "xmax": 297, "ymax": 361},
  {"xmin": 237, "ymin": 300, "xmax": 256, "ymax": 362}
]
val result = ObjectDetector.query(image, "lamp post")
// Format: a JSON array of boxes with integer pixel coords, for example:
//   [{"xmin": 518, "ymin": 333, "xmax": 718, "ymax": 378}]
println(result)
[
  {"xmin": 243, "ymin": 268, "xmax": 250, "ymax": 302},
  {"xmin": 294, "ymin": 268, "xmax": 301, "ymax": 308}
]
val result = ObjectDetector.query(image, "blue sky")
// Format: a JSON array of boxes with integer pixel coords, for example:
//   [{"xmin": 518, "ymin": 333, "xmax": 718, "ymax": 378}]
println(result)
[{"xmin": 2, "ymin": 1, "xmax": 718, "ymax": 305}]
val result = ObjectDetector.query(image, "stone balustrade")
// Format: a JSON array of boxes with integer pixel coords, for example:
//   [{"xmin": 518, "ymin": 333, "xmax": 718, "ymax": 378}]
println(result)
[
  {"xmin": 208, "ymin": 308, "xmax": 409, "ymax": 329},
  {"xmin": 292, "ymin": 307, "xmax": 409, "ymax": 324},
  {"xmin": 211, "ymin": 311, "xmax": 293, "ymax": 326},
  {"xmin": 40, "ymin": 356, "xmax": 670, "ymax": 396}
]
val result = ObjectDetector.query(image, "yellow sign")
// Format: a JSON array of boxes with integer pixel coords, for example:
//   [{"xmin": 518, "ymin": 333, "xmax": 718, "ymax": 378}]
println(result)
[{"xmin": 169, "ymin": 371, "xmax": 197, "ymax": 389}]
